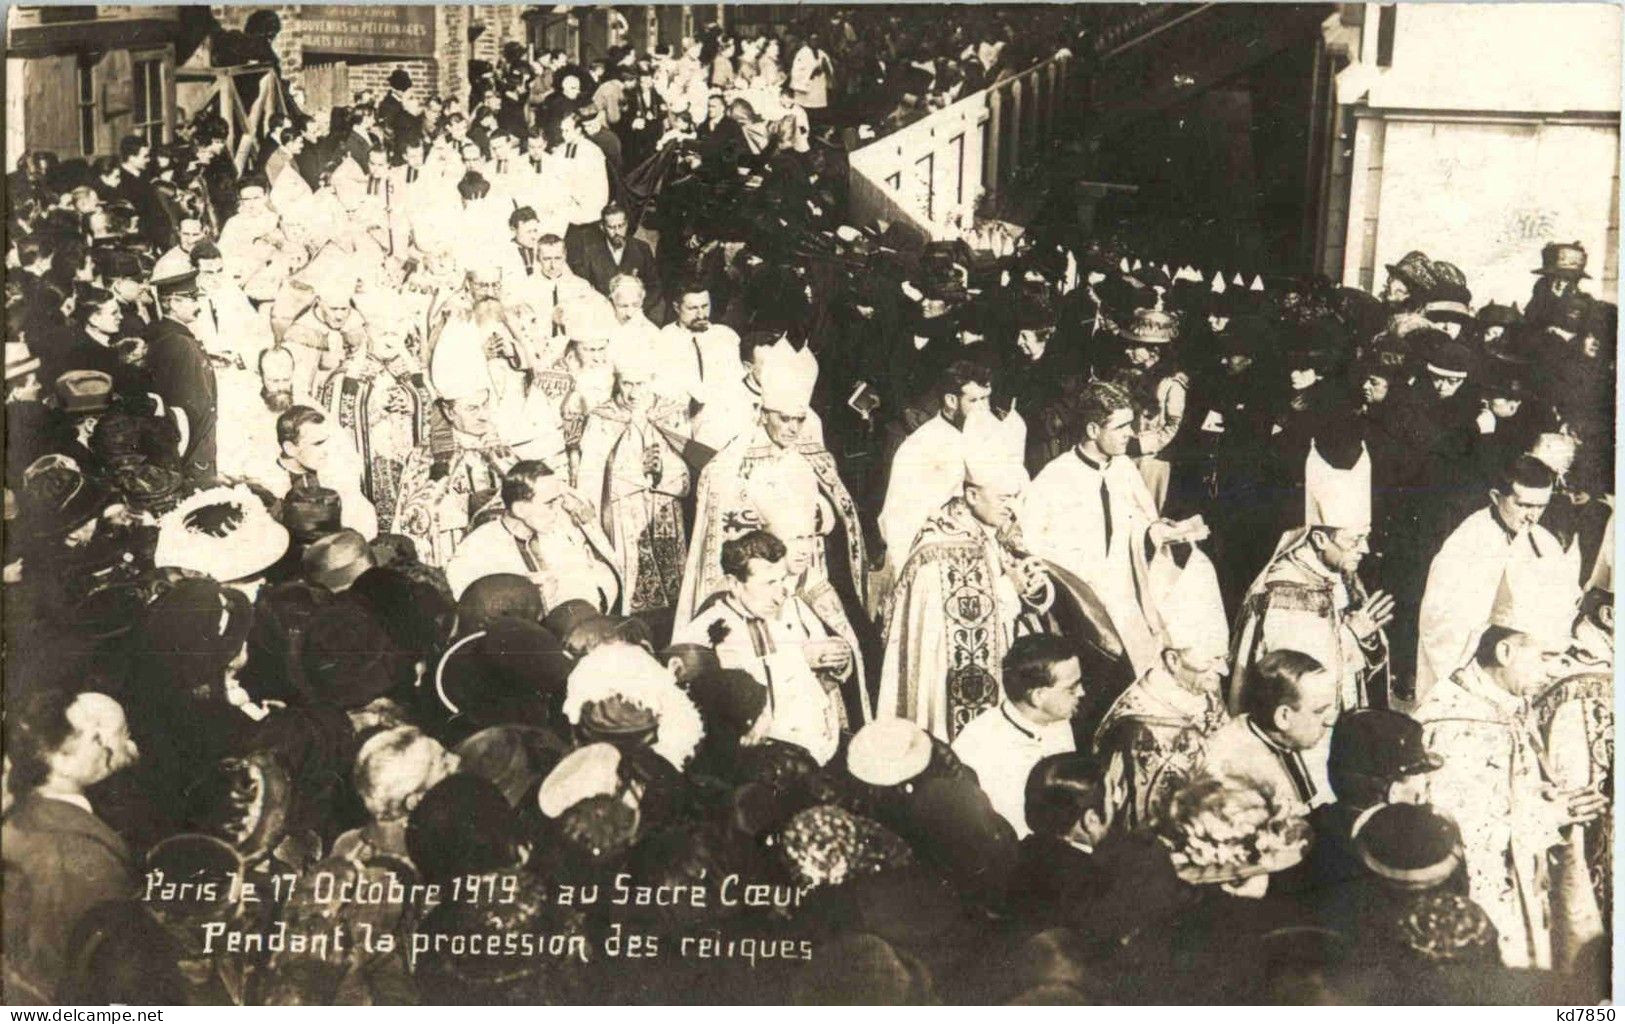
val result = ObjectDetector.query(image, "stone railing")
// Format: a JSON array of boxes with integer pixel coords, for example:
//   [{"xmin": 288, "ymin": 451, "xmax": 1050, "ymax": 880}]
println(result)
[{"xmin": 848, "ymin": 51, "xmax": 1075, "ymax": 241}]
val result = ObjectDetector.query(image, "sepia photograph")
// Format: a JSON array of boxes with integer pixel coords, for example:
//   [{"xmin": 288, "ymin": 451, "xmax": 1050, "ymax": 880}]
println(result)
[{"xmin": 1, "ymin": 0, "xmax": 1617, "ymax": 1007}]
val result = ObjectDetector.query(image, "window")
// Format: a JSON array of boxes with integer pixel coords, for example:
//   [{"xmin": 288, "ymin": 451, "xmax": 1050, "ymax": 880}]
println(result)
[
  {"xmin": 951, "ymin": 133, "xmax": 966, "ymax": 206},
  {"xmin": 915, "ymin": 154, "xmax": 934, "ymax": 220},
  {"xmin": 78, "ymin": 62, "xmax": 96, "ymax": 156},
  {"xmin": 1376, "ymin": 6, "xmax": 1396, "ymax": 67},
  {"xmin": 34, "ymin": 5, "xmax": 98, "ymax": 24},
  {"xmin": 131, "ymin": 56, "xmax": 166, "ymax": 146}
]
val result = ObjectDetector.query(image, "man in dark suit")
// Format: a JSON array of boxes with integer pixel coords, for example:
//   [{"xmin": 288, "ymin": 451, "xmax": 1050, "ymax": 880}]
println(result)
[
  {"xmin": 1273, "ymin": 708, "xmax": 1444, "ymax": 905},
  {"xmin": 376, "ymin": 69, "xmax": 422, "ymax": 155},
  {"xmin": 568, "ymin": 202, "xmax": 660, "ymax": 316},
  {"xmin": 293, "ymin": 116, "xmax": 331, "ymax": 190},
  {"xmin": 109, "ymin": 134, "xmax": 168, "ymax": 249},
  {"xmin": 3, "ymin": 689, "xmax": 140, "ymax": 1003},
  {"xmin": 338, "ymin": 104, "xmax": 379, "ymax": 171},
  {"xmin": 619, "ymin": 64, "xmax": 666, "ymax": 167},
  {"xmin": 147, "ymin": 268, "xmax": 218, "ymax": 480},
  {"xmin": 1006, "ymin": 751, "xmax": 1187, "ymax": 950}
]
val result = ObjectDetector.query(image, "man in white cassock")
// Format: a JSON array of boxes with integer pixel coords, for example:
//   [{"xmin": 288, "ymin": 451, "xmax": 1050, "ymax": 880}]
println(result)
[
  {"xmin": 1414, "ymin": 454, "xmax": 1581, "ymax": 708},
  {"xmin": 445, "ymin": 459, "xmax": 620, "ymax": 611},
  {"xmin": 672, "ymin": 529, "xmax": 847, "ymax": 765},
  {"xmin": 1020, "ymin": 379, "xmax": 1201, "ymax": 677},
  {"xmin": 878, "ymin": 432, "xmax": 1054, "ymax": 741},
  {"xmin": 951, "ymin": 634, "xmax": 1080, "ymax": 838},
  {"xmin": 1230, "ymin": 437, "xmax": 1395, "ymax": 798},
  {"xmin": 676, "ymin": 342, "xmax": 869, "ymax": 628},
  {"xmin": 655, "ymin": 283, "xmax": 746, "ymax": 450},
  {"xmin": 877, "ymin": 359, "xmax": 1023, "ymax": 574},
  {"xmin": 499, "ymin": 232, "xmax": 610, "ymax": 344}
]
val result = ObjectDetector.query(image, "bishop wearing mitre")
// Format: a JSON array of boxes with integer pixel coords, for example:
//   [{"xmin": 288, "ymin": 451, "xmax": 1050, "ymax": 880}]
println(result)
[
  {"xmin": 878, "ymin": 421, "xmax": 1054, "ymax": 742},
  {"xmin": 1230, "ymin": 431, "xmax": 1395, "ymax": 800},
  {"xmin": 675, "ymin": 339, "xmax": 869, "ymax": 629}
]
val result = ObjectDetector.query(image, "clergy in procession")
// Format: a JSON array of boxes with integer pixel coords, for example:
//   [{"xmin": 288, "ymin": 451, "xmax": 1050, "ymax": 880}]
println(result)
[
  {"xmin": 1413, "ymin": 454, "xmax": 1582, "ymax": 707},
  {"xmin": 444, "ymin": 459, "xmax": 621, "ymax": 611},
  {"xmin": 501, "ymin": 227, "xmax": 610, "ymax": 338},
  {"xmin": 671, "ymin": 529, "xmax": 846, "ymax": 765},
  {"xmin": 573, "ymin": 347, "xmax": 692, "ymax": 634},
  {"xmin": 699, "ymin": 332, "xmax": 828, "ymax": 453},
  {"xmin": 1415, "ymin": 566, "xmax": 1606, "ymax": 970},
  {"xmin": 1093, "ymin": 547, "xmax": 1231, "ymax": 830},
  {"xmin": 655, "ymin": 281, "xmax": 746, "ymax": 448},
  {"xmin": 391, "ymin": 327, "xmax": 522, "ymax": 568},
  {"xmin": 1020, "ymin": 379, "xmax": 1202, "ymax": 676},
  {"xmin": 552, "ymin": 111, "xmax": 612, "ymax": 243},
  {"xmin": 877, "ymin": 427, "xmax": 1054, "ymax": 741},
  {"xmin": 431, "ymin": 286, "xmax": 569, "ymax": 465},
  {"xmin": 311, "ymin": 301, "xmax": 434, "ymax": 532},
  {"xmin": 1231, "ymin": 433, "xmax": 1394, "ymax": 719},
  {"xmin": 277, "ymin": 246, "xmax": 373, "ymax": 401},
  {"xmin": 747, "ymin": 458, "xmax": 872, "ymax": 726},
  {"xmin": 538, "ymin": 308, "xmax": 620, "ymax": 448},
  {"xmin": 878, "ymin": 359, "xmax": 1004, "ymax": 570},
  {"xmin": 676, "ymin": 339, "xmax": 869, "ymax": 628}
]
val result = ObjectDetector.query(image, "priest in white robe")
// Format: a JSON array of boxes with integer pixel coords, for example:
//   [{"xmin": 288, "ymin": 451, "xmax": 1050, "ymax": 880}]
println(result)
[
  {"xmin": 1020, "ymin": 379, "xmax": 1197, "ymax": 677},
  {"xmin": 1414, "ymin": 454, "xmax": 1582, "ymax": 708},
  {"xmin": 655, "ymin": 284, "xmax": 746, "ymax": 450},
  {"xmin": 877, "ymin": 359, "xmax": 1024, "ymax": 570},
  {"xmin": 671, "ymin": 529, "xmax": 846, "ymax": 765}
]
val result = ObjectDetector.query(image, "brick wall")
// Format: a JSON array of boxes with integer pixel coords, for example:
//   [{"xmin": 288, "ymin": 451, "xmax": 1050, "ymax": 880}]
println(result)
[{"xmin": 210, "ymin": 4, "xmax": 534, "ymax": 108}]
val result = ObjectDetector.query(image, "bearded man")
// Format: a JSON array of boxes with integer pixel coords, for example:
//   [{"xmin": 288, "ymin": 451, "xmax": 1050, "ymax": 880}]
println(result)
[{"xmin": 655, "ymin": 281, "xmax": 746, "ymax": 449}]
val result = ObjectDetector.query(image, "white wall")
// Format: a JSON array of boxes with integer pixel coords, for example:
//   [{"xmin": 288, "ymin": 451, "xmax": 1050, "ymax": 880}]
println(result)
[
  {"xmin": 1336, "ymin": 3, "xmax": 1621, "ymax": 300},
  {"xmin": 1370, "ymin": 117, "xmax": 1619, "ymax": 306},
  {"xmin": 1367, "ymin": 2, "xmax": 1620, "ymax": 114}
]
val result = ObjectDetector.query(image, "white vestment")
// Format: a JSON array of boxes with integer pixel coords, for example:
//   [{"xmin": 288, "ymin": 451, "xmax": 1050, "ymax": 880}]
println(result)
[
  {"xmin": 672, "ymin": 593, "xmax": 845, "ymax": 765},
  {"xmin": 1020, "ymin": 448, "xmax": 1164, "ymax": 674},
  {"xmin": 1415, "ymin": 508, "xmax": 1580, "ymax": 706}
]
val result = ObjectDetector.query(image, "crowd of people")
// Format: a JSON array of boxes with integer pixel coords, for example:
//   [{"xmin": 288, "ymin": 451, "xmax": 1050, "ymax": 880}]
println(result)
[{"xmin": 2, "ymin": 8, "xmax": 1616, "ymax": 1006}]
